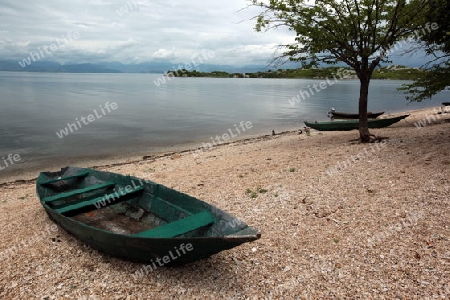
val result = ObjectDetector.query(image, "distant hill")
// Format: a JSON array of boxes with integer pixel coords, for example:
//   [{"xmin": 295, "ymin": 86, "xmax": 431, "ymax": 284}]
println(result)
[
  {"xmin": 0, "ymin": 61, "xmax": 121, "ymax": 73},
  {"xmin": 0, "ymin": 60, "xmax": 269, "ymax": 74},
  {"xmin": 0, "ymin": 60, "xmax": 424, "ymax": 79}
]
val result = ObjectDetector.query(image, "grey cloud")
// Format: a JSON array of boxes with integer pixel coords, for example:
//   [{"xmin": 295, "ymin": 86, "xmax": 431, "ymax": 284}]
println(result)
[{"xmin": 1, "ymin": 0, "xmax": 292, "ymax": 66}]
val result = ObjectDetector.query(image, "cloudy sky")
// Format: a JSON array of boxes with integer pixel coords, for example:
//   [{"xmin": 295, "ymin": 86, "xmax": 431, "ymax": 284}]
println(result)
[{"xmin": 0, "ymin": 0, "xmax": 298, "ymax": 66}]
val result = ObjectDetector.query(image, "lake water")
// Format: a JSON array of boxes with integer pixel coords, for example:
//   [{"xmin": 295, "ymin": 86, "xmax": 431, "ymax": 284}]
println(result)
[{"xmin": 0, "ymin": 71, "xmax": 447, "ymax": 180}]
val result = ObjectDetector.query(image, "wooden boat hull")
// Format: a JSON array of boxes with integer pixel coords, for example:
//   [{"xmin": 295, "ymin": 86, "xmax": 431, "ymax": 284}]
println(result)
[
  {"xmin": 36, "ymin": 167, "xmax": 260, "ymax": 264},
  {"xmin": 330, "ymin": 111, "xmax": 384, "ymax": 119},
  {"xmin": 304, "ymin": 115, "xmax": 409, "ymax": 131}
]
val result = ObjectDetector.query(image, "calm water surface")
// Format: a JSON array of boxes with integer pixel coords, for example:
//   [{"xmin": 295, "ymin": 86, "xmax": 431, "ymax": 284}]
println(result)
[{"xmin": 0, "ymin": 71, "xmax": 447, "ymax": 179}]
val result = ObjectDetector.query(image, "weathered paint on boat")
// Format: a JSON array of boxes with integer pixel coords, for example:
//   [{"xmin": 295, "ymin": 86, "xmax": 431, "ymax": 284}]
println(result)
[
  {"xmin": 36, "ymin": 166, "xmax": 260, "ymax": 264},
  {"xmin": 304, "ymin": 115, "xmax": 409, "ymax": 131}
]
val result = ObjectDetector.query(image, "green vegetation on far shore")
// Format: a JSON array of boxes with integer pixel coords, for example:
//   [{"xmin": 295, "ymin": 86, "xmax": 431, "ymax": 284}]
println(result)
[{"xmin": 165, "ymin": 65, "xmax": 425, "ymax": 80}]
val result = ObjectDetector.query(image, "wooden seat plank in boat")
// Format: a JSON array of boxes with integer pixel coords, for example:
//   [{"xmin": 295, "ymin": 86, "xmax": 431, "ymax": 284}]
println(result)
[
  {"xmin": 55, "ymin": 186, "xmax": 145, "ymax": 214},
  {"xmin": 42, "ymin": 181, "xmax": 115, "ymax": 203},
  {"xmin": 132, "ymin": 211, "xmax": 214, "ymax": 238},
  {"xmin": 39, "ymin": 170, "xmax": 91, "ymax": 185},
  {"xmin": 149, "ymin": 196, "xmax": 193, "ymax": 222}
]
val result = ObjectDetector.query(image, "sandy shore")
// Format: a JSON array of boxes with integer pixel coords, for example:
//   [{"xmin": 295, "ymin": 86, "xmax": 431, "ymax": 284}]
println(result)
[{"xmin": 0, "ymin": 106, "xmax": 449, "ymax": 299}]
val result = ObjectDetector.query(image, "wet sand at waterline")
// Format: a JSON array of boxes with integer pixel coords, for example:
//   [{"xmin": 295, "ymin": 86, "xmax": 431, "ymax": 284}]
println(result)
[{"xmin": 0, "ymin": 106, "xmax": 449, "ymax": 299}]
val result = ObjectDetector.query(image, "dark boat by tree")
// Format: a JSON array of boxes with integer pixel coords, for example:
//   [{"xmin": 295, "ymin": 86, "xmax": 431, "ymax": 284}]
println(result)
[
  {"xmin": 329, "ymin": 110, "xmax": 385, "ymax": 119},
  {"xmin": 36, "ymin": 166, "xmax": 260, "ymax": 265},
  {"xmin": 442, "ymin": 102, "xmax": 450, "ymax": 106},
  {"xmin": 305, "ymin": 115, "xmax": 409, "ymax": 131}
]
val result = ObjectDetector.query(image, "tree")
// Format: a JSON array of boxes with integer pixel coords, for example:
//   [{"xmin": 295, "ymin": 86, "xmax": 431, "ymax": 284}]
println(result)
[
  {"xmin": 400, "ymin": 0, "xmax": 450, "ymax": 101},
  {"xmin": 251, "ymin": 0, "xmax": 428, "ymax": 142}
]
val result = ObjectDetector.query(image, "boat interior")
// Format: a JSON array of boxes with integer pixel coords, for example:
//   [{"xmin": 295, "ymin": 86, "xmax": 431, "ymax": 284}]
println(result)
[{"xmin": 37, "ymin": 169, "xmax": 215, "ymax": 237}]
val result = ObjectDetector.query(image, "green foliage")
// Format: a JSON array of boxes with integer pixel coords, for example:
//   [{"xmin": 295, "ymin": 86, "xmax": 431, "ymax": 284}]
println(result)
[
  {"xmin": 420, "ymin": 0, "xmax": 450, "ymax": 53},
  {"xmin": 251, "ymin": 0, "xmax": 427, "ymax": 71},
  {"xmin": 372, "ymin": 66, "xmax": 424, "ymax": 80},
  {"xmin": 257, "ymin": 187, "xmax": 268, "ymax": 193},
  {"xmin": 245, "ymin": 188, "xmax": 258, "ymax": 198},
  {"xmin": 400, "ymin": 0, "xmax": 450, "ymax": 101},
  {"xmin": 246, "ymin": 187, "xmax": 268, "ymax": 198},
  {"xmin": 399, "ymin": 62, "xmax": 450, "ymax": 101},
  {"xmin": 166, "ymin": 69, "xmax": 230, "ymax": 78}
]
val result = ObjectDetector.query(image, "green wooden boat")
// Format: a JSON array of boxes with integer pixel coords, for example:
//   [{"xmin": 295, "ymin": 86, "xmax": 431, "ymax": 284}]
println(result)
[
  {"xmin": 304, "ymin": 114, "xmax": 409, "ymax": 131},
  {"xmin": 36, "ymin": 166, "xmax": 260, "ymax": 265}
]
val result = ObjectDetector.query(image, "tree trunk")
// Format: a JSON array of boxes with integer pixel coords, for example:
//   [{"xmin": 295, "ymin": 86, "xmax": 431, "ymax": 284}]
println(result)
[{"xmin": 358, "ymin": 75, "xmax": 371, "ymax": 142}]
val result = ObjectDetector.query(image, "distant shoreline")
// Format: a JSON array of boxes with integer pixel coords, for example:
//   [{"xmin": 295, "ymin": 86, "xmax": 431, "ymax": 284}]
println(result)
[
  {"xmin": 162, "ymin": 66, "xmax": 424, "ymax": 80},
  {"xmin": 0, "ymin": 65, "xmax": 424, "ymax": 80}
]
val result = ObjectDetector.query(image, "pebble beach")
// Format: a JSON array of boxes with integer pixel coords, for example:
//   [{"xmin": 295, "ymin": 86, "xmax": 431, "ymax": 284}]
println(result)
[{"xmin": 0, "ymin": 106, "xmax": 449, "ymax": 299}]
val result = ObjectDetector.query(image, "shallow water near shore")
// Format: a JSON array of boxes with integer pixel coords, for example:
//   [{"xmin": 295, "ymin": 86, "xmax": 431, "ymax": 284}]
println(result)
[{"xmin": 0, "ymin": 71, "xmax": 448, "ymax": 180}]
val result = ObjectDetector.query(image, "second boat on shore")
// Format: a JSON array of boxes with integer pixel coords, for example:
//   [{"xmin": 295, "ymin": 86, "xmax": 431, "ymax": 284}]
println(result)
[{"xmin": 305, "ymin": 115, "xmax": 409, "ymax": 131}]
